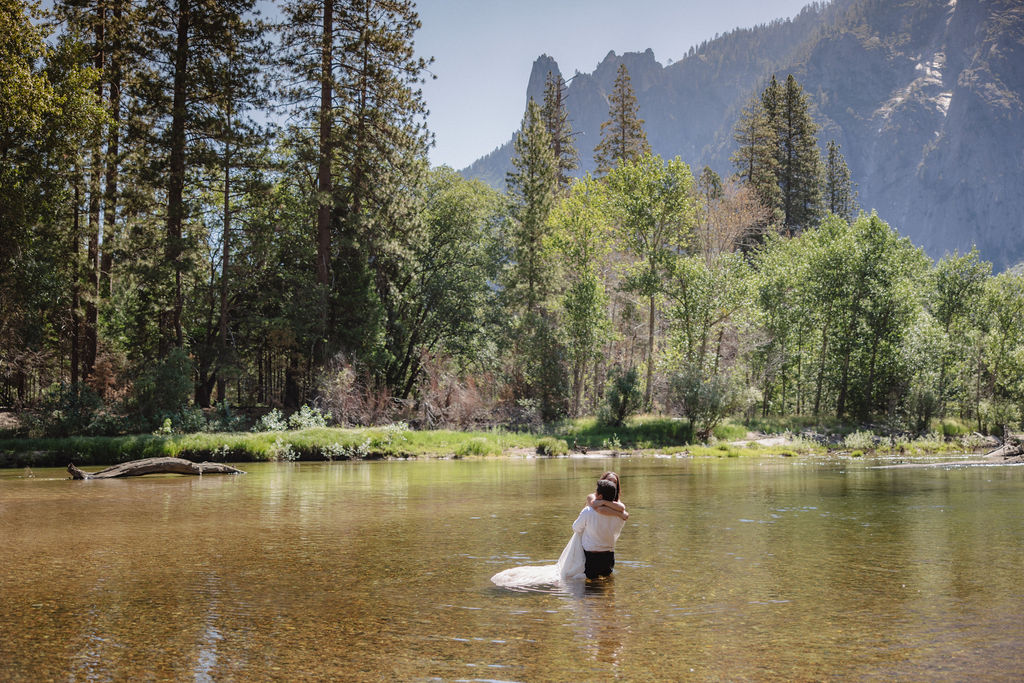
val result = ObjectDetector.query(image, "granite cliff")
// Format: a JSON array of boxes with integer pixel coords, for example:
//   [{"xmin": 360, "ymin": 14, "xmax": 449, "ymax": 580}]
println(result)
[{"xmin": 462, "ymin": 0, "xmax": 1024, "ymax": 270}]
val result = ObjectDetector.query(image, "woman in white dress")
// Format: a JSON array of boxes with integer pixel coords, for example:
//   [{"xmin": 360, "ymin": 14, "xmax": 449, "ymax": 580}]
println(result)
[{"xmin": 491, "ymin": 472, "xmax": 628, "ymax": 587}]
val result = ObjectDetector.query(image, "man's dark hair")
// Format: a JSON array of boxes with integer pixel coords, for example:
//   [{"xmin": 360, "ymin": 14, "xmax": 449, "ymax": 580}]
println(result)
[{"xmin": 595, "ymin": 479, "xmax": 617, "ymax": 501}]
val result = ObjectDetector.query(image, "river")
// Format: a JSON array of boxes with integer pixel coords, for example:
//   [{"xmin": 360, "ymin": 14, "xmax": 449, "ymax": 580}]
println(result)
[{"xmin": 1, "ymin": 454, "xmax": 1022, "ymax": 680}]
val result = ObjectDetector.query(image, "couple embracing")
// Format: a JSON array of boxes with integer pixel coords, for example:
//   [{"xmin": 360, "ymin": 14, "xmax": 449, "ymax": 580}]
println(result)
[
  {"xmin": 490, "ymin": 470, "xmax": 629, "ymax": 587},
  {"xmin": 572, "ymin": 471, "xmax": 629, "ymax": 580}
]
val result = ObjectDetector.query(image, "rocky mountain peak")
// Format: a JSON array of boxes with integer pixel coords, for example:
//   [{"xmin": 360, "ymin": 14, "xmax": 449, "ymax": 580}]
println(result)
[{"xmin": 462, "ymin": 0, "xmax": 1024, "ymax": 270}]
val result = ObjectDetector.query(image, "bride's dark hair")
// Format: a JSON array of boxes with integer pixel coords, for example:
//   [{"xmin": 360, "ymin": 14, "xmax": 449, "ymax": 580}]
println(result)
[{"xmin": 600, "ymin": 471, "xmax": 620, "ymax": 501}]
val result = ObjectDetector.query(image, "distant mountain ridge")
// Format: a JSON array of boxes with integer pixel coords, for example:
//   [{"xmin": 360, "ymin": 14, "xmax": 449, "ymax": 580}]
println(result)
[{"xmin": 462, "ymin": 0, "xmax": 1024, "ymax": 270}]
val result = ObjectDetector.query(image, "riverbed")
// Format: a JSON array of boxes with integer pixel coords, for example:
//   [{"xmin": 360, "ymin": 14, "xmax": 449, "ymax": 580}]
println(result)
[{"xmin": 2, "ymin": 454, "xmax": 1022, "ymax": 680}]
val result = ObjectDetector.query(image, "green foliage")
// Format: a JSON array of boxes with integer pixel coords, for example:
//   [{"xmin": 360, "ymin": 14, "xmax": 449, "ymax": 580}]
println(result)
[
  {"xmin": 505, "ymin": 98, "xmax": 558, "ymax": 316},
  {"xmin": 712, "ymin": 421, "xmax": 748, "ymax": 441},
  {"xmin": 606, "ymin": 154, "xmax": 697, "ymax": 408},
  {"xmin": 764, "ymin": 74, "xmax": 823, "ymax": 234},
  {"xmin": 979, "ymin": 400, "xmax": 1022, "ymax": 435},
  {"xmin": 667, "ymin": 365, "xmax": 740, "ymax": 442},
  {"xmin": 26, "ymin": 384, "xmax": 105, "ymax": 438},
  {"xmin": 594, "ymin": 64, "xmax": 651, "ymax": 175},
  {"xmin": 535, "ymin": 436, "xmax": 568, "ymax": 456},
  {"xmin": 541, "ymin": 71, "xmax": 578, "ymax": 192},
  {"xmin": 252, "ymin": 409, "xmax": 288, "ymax": 432},
  {"xmin": 520, "ymin": 313, "xmax": 570, "ymax": 423},
  {"xmin": 454, "ymin": 437, "xmax": 500, "ymax": 458},
  {"xmin": 843, "ymin": 430, "xmax": 876, "ymax": 451},
  {"xmin": 823, "ymin": 140, "xmax": 858, "ymax": 223},
  {"xmin": 548, "ymin": 175, "xmax": 613, "ymax": 415},
  {"xmin": 288, "ymin": 404, "xmax": 328, "ymax": 430},
  {"xmin": 599, "ymin": 367, "xmax": 642, "ymax": 427},
  {"xmin": 130, "ymin": 349, "xmax": 194, "ymax": 429}
]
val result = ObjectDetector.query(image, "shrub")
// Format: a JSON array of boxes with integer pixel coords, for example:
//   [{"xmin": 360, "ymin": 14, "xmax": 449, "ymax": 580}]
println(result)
[
  {"xmin": 940, "ymin": 418, "xmax": 970, "ymax": 437},
  {"xmin": 252, "ymin": 409, "xmax": 288, "ymax": 432},
  {"xmin": 713, "ymin": 421, "xmax": 747, "ymax": 441},
  {"xmin": 602, "ymin": 433, "xmax": 622, "ymax": 452},
  {"xmin": 165, "ymin": 407, "xmax": 207, "ymax": 434},
  {"xmin": 843, "ymin": 430, "xmax": 876, "ymax": 451},
  {"xmin": 318, "ymin": 353, "xmax": 396, "ymax": 426},
  {"xmin": 535, "ymin": 437, "xmax": 568, "ymax": 456},
  {"xmin": 413, "ymin": 356, "xmax": 491, "ymax": 429},
  {"xmin": 599, "ymin": 367, "xmax": 642, "ymax": 427},
  {"xmin": 288, "ymin": 404, "xmax": 328, "ymax": 430},
  {"xmin": 270, "ymin": 436, "xmax": 297, "ymax": 462},
  {"xmin": 131, "ymin": 349, "xmax": 193, "ymax": 428},
  {"xmin": 31, "ymin": 384, "xmax": 105, "ymax": 437},
  {"xmin": 206, "ymin": 401, "xmax": 246, "ymax": 432},
  {"xmin": 455, "ymin": 437, "xmax": 497, "ymax": 458},
  {"xmin": 666, "ymin": 366, "xmax": 739, "ymax": 442},
  {"xmin": 979, "ymin": 400, "xmax": 1022, "ymax": 435}
]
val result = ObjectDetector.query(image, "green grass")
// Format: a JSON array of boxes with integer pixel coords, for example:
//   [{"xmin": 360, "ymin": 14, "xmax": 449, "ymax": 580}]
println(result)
[
  {"xmin": 0, "ymin": 426, "xmax": 543, "ymax": 468},
  {"xmin": 535, "ymin": 436, "xmax": 569, "ymax": 456},
  {"xmin": 557, "ymin": 415, "xmax": 694, "ymax": 449},
  {"xmin": 0, "ymin": 414, "xmax": 988, "ymax": 469}
]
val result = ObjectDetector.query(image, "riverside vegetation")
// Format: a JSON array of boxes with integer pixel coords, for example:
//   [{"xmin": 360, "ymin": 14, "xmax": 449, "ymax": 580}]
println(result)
[
  {"xmin": 0, "ymin": 409, "xmax": 993, "ymax": 469},
  {"xmin": 3, "ymin": 1, "xmax": 1022, "ymax": 462}
]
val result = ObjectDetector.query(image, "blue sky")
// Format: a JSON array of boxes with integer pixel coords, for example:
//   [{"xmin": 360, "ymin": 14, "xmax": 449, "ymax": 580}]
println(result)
[{"xmin": 415, "ymin": 0, "xmax": 816, "ymax": 169}]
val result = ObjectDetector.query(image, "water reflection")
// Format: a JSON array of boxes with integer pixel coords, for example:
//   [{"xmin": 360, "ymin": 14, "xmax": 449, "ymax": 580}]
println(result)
[{"xmin": 2, "ymin": 457, "xmax": 1024, "ymax": 680}]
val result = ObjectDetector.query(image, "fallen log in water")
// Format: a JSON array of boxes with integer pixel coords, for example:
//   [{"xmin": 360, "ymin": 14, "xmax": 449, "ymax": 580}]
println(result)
[
  {"xmin": 984, "ymin": 442, "xmax": 1024, "ymax": 460},
  {"xmin": 68, "ymin": 457, "xmax": 245, "ymax": 480}
]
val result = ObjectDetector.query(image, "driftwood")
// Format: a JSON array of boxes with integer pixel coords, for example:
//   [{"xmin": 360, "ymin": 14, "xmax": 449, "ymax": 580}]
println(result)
[
  {"xmin": 68, "ymin": 457, "xmax": 245, "ymax": 480},
  {"xmin": 984, "ymin": 442, "xmax": 1024, "ymax": 459},
  {"xmin": 984, "ymin": 430, "xmax": 1024, "ymax": 461}
]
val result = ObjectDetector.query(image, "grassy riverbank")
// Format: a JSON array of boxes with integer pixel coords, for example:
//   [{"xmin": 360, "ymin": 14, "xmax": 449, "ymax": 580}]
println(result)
[{"xmin": 0, "ymin": 414, "xmax": 991, "ymax": 469}]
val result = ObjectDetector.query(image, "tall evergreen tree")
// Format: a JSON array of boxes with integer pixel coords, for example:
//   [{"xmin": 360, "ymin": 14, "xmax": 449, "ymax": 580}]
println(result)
[
  {"xmin": 188, "ymin": 2, "xmax": 269, "ymax": 406},
  {"xmin": 505, "ymin": 98, "xmax": 558, "ymax": 317},
  {"xmin": 823, "ymin": 139, "xmax": 858, "ymax": 223},
  {"xmin": 730, "ymin": 91, "xmax": 780, "ymax": 226},
  {"xmin": 768, "ymin": 74, "xmax": 822, "ymax": 235},
  {"xmin": 504, "ymin": 98, "xmax": 565, "ymax": 419},
  {"xmin": 333, "ymin": 0, "xmax": 432, "ymax": 378},
  {"xmin": 280, "ymin": 0, "xmax": 432, "ymax": 381},
  {"xmin": 593, "ymin": 63, "xmax": 650, "ymax": 176},
  {"xmin": 541, "ymin": 71, "xmax": 578, "ymax": 193}
]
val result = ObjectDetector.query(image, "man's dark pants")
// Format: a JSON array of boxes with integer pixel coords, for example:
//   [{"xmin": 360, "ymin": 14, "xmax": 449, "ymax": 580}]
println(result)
[{"xmin": 584, "ymin": 550, "xmax": 615, "ymax": 579}]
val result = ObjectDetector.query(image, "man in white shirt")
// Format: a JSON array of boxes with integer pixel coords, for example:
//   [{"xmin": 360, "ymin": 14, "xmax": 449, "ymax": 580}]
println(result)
[{"xmin": 572, "ymin": 479, "xmax": 627, "ymax": 579}]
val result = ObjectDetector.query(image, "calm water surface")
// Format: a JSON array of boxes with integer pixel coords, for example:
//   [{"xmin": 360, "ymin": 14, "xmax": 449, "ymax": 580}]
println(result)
[{"xmin": 2, "ymin": 455, "xmax": 1023, "ymax": 681}]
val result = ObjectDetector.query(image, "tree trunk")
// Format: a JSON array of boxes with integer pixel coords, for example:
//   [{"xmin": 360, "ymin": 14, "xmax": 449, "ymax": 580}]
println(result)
[
  {"xmin": 644, "ymin": 293, "xmax": 655, "ymax": 410},
  {"xmin": 83, "ymin": 4, "xmax": 106, "ymax": 379},
  {"xmin": 836, "ymin": 342, "xmax": 852, "ymax": 418},
  {"xmin": 70, "ymin": 181, "xmax": 82, "ymax": 386},
  {"xmin": 218, "ymin": 103, "xmax": 232, "ymax": 403},
  {"xmin": 68, "ymin": 458, "xmax": 245, "ymax": 479},
  {"xmin": 813, "ymin": 322, "xmax": 829, "ymax": 416},
  {"xmin": 100, "ymin": 2, "xmax": 121, "ymax": 300},
  {"xmin": 166, "ymin": 0, "xmax": 190, "ymax": 349},
  {"xmin": 315, "ymin": 0, "xmax": 334, "ymax": 358}
]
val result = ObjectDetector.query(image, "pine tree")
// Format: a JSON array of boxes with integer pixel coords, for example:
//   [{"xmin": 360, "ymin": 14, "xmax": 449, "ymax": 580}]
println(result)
[
  {"xmin": 771, "ymin": 74, "xmax": 822, "ymax": 235},
  {"xmin": 280, "ymin": 0, "xmax": 433, "ymax": 380},
  {"xmin": 189, "ymin": 3, "xmax": 269, "ymax": 406},
  {"xmin": 823, "ymin": 139, "xmax": 858, "ymax": 224},
  {"xmin": 505, "ymin": 98, "xmax": 566, "ymax": 420},
  {"xmin": 593, "ymin": 64, "xmax": 650, "ymax": 176},
  {"xmin": 730, "ymin": 92, "xmax": 780, "ymax": 226},
  {"xmin": 505, "ymin": 98, "xmax": 558, "ymax": 317},
  {"xmin": 541, "ymin": 71, "xmax": 578, "ymax": 193}
]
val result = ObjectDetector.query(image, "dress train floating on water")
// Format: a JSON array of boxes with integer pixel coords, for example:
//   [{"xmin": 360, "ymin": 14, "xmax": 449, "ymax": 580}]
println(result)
[{"xmin": 490, "ymin": 531, "xmax": 585, "ymax": 587}]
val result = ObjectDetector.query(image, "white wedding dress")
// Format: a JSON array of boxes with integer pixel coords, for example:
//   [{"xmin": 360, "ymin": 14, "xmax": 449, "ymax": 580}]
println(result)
[{"xmin": 490, "ymin": 531, "xmax": 586, "ymax": 587}]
